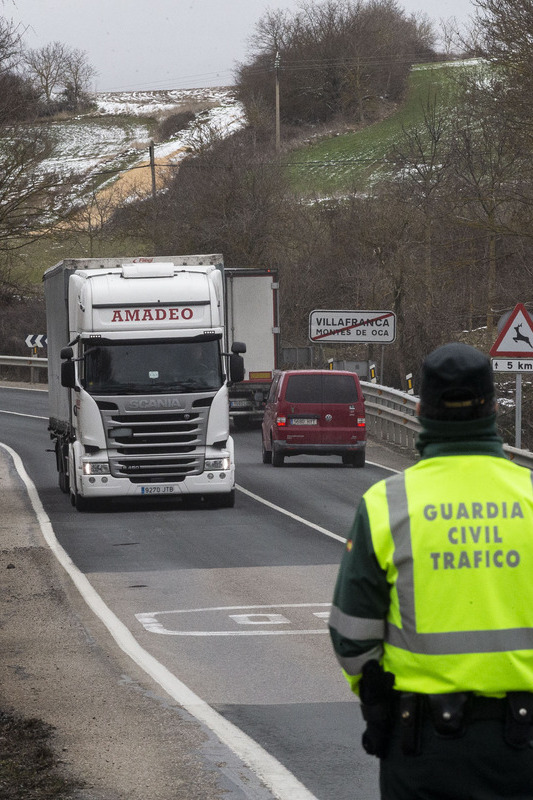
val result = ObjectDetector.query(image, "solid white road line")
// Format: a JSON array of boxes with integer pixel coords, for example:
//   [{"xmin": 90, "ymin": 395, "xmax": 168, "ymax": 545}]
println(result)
[
  {"xmin": 235, "ymin": 459, "xmax": 399, "ymax": 543},
  {"xmin": 236, "ymin": 484, "xmax": 347, "ymax": 542},
  {"xmin": 0, "ymin": 442, "xmax": 319, "ymax": 800},
  {"xmin": 0, "ymin": 409, "xmax": 48, "ymax": 419}
]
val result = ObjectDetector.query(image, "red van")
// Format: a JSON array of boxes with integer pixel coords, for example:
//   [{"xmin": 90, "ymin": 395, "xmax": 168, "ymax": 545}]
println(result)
[{"xmin": 261, "ymin": 369, "xmax": 366, "ymax": 467}]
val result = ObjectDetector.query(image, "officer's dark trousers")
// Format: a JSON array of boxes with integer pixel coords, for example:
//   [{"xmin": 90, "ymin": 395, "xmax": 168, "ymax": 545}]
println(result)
[{"xmin": 380, "ymin": 715, "xmax": 533, "ymax": 799}]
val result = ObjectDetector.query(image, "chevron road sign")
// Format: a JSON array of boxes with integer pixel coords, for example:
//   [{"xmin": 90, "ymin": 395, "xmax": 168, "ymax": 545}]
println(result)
[{"xmin": 25, "ymin": 334, "xmax": 47, "ymax": 348}]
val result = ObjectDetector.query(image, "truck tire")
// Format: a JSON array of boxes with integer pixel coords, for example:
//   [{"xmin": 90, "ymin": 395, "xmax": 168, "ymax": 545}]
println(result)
[
  {"xmin": 56, "ymin": 443, "xmax": 70, "ymax": 494},
  {"xmin": 58, "ymin": 469, "xmax": 69, "ymax": 494},
  {"xmin": 70, "ymin": 487, "xmax": 90, "ymax": 512},
  {"xmin": 213, "ymin": 490, "xmax": 235, "ymax": 508}
]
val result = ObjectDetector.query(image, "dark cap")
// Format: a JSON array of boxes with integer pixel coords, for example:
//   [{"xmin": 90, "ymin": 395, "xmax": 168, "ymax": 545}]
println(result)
[{"xmin": 419, "ymin": 343, "xmax": 495, "ymax": 418}]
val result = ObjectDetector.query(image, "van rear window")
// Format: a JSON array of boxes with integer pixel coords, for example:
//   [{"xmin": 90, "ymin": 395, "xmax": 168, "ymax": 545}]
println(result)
[{"xmin": 285, "ymin": 374, "xmax": 359, "ymax": 403}]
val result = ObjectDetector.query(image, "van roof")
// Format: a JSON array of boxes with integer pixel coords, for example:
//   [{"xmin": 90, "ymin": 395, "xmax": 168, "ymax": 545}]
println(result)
[{"xmin": 277, "ymin": 369, "xmax": 361, "ymax": 377}]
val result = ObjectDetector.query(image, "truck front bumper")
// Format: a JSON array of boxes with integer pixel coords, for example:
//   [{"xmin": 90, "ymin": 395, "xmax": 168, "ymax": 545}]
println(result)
[{"xmin": 75, "ymin": 466, "xmax": 235, "ymax": 498}]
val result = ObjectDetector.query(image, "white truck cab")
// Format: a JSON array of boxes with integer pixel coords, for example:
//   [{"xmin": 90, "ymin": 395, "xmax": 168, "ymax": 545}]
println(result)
[{"xmin": 44, "ymin": 255, "xmax": 245, "ymax": 511}]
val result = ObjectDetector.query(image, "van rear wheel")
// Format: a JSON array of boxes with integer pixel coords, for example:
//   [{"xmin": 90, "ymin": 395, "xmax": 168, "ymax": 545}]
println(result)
[
  {"xmin": 272, "ymin": 450, "xmax": 284, "ymax": 467},
  {"xmin": 343, "ymin": 451, "xmax": 365, "ymax": 468},
  {"xmin": 262, "ymin": 439, "xmax": 272, "ymax": 464}
]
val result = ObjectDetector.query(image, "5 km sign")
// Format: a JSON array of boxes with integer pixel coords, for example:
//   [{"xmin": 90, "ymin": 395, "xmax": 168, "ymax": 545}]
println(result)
[{"xmin": 309, "ymin": 309, "xmax": 396, "ymax": 343}]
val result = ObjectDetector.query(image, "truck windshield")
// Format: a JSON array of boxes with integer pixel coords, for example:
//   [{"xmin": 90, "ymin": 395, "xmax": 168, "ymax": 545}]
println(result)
[{"xmin": 81, "ymin": 339, "xmax": 223, "ymax": 395}]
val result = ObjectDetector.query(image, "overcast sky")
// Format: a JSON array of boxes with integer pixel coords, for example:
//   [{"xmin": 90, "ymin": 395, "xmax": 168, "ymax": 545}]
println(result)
[{"xmin": 5, "ymin": 0, "xmax": 476, "ymax": 93}]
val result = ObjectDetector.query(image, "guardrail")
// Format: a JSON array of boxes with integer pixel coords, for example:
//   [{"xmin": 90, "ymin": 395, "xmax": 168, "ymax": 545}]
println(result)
[
  {"xmin": 361, "ymin": 380, "xmax": 533, "ymax": 469},
  {"xmin": 1, "ymin": 356, "xmax": 531, "ymax": 469},
  {"xmin": 0, "ymin": 355, "xmax": 48, "ymax": 384}
]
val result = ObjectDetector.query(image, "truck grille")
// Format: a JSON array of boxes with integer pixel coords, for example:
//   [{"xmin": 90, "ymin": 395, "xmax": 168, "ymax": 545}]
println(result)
[{"xmin": 96, "ymin": 397, "xmax": 211, "ymax": 483}]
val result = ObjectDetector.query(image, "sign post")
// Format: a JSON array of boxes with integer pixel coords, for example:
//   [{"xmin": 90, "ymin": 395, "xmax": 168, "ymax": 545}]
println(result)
[
  {"xmin": 309, "ymin": 310, "xmax": 396, "ymax": 382},
  {"xmin": 490, "ymin": 303, "xmax": 533, "ymax": 449}
]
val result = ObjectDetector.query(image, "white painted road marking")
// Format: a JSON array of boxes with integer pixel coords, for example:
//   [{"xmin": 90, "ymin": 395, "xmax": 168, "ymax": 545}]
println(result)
[
  {"xmin": 136, "ymin": 603, "xmax": 331, "ymax": 636},
  {"xmin": 235, "ymin": 484, "xmax": 347, "ymax": 542},
  {"xmin": 0, "ymin": 409, "xmax": 48, "ymax": 419},
  {"xmin": 1, "ymin": 442, "xmax": 320, "ymax": 800},
  {"xmin": 235, "ymin": 460, "xmax": 399, "ymax": 543}
]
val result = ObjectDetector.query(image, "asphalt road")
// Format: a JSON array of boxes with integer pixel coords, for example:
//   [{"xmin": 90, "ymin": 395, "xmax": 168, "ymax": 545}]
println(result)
[{"xmin": 0, "ymin": 385, "xmax": 415, "ymax": 800}]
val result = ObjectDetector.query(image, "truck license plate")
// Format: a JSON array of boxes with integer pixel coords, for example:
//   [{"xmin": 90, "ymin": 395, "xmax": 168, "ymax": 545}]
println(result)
[
  {"xmin": 290, "ymin": 418, "xmax": 317, "ymax": 425},
  {"xmin": 140, "ymin": 486, "xmax": 175, "ymax": 494}
]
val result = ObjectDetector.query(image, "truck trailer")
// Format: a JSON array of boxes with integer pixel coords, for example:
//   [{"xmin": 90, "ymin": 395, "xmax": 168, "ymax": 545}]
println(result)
[
  {"xmin": 44, "ymin": 255, "xmax": 245, "ymax": 511},
  {"xmin": 225, "ymin": 268, "xmax": 279, "ymax": 426}
]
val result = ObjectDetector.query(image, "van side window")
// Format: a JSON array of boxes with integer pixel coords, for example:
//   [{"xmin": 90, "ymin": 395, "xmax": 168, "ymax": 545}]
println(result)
[{"xmin": 267, "ymin": 374, "xmax": 281, "ymax": 402}]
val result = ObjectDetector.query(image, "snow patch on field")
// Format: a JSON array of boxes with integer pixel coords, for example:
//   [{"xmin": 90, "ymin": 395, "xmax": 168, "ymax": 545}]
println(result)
[{"xmin": 37, "ymin": 87, "xmax": 245, "ymax": 182}]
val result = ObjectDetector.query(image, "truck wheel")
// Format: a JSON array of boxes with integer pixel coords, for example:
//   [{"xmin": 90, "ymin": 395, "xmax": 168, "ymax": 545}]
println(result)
[
  {"xmin": 71, "ymin": 487, "xmax": 90, "ymax": 512},
  {"xmin": 262, "ymin": 439, "xmax": 272, "ymax": 464},
  {"xmin": 58, "ymin": 469, "xmax": 69, "ymax": 494},
  {"xmin": 56, "ymin": 444, "xmax": 70, "ymax": 493},
  {"xmin": 233, "ymin": 417, "xmax": 249, "ymax": 431},
  {"xmin": 75, "ymin": 493, "xmax": 91, "ymax": 512},
  {"xmin": 272, "ymin": 450, "xmax": 284, "ymax": 467},
  {"xmin": 213, "ymin": 490, "xmax": 235, "ymax": 508}
]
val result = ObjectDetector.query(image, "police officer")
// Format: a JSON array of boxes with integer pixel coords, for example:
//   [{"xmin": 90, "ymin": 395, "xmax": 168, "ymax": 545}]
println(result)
[{"xmin": 329, "ymin": 342, "xmax": 533, "ymax": 799}]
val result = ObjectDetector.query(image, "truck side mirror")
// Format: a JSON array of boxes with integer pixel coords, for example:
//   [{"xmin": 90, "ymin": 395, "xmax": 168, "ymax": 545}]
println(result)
[
  {"xmin": 231, "ymin": 341, "xmax": 246, "ymax": 354},
  {"xmin": 229, "ymin": 353, "xmax": 245, "ymax": 383},
  {"xmin": 60, "ymin": 346, "xmax": 74, "ymax": 360},
  {"xmin": 61, "ymin": 359, "xmax": 76, "ymax": 389}
]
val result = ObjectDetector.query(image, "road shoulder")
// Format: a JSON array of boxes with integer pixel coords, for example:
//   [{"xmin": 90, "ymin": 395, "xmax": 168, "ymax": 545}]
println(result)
[{"xmin": 0, "ymin": 447, "xmax": 273, "ymax": 800}]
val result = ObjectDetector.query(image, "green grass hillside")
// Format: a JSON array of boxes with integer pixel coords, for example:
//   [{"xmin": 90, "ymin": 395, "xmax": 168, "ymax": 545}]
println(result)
[{"xmin": 284, "ymin": 60, "xmax": 470, "ymax": 196}]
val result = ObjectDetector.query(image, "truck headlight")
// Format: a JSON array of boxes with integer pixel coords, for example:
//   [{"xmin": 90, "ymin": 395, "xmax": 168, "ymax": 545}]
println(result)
[
  {"xmin": 83, "ymin": 461, "xmax": 110, "ymax": 475},
  {"xmin": 205, "ymin": 457, "xmax": 231, "ymax": 470}
]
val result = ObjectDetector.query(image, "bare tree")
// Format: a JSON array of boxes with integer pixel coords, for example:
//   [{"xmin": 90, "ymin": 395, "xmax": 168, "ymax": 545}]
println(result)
[
  {"xmin": 473, "ymin": 0, "xmax": 533, "ymax": 144},
  {"xmin": 237, "ymin": 0, "xmax": 438, "ymax": 130},
  {"xmin": 0, "ymin": 15, "xmax": 24, "ymax": 74},
  {"xmin": 62, "ymin": 47, "xmax": 96, "ymax": 109},
  {"xmin": 24, "ymin": 41, "xmax": 67, "ymax": 103},
  {"xmin": 23, "ymin": 41, "xmax": 95, "ymax": 111}
]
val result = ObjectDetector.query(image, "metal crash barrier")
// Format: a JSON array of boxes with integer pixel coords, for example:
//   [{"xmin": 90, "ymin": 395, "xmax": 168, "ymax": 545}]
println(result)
[
  {"xmin": 0, "ymin": 355, "xmax": 48, "ymax": 385},
  {"xmin": 361, "ymin": 381, "xmax": 533, "ymax": 469},
  {"xmin": 0, "ymin": 357, "xmax": 531, "ymax": 469}
]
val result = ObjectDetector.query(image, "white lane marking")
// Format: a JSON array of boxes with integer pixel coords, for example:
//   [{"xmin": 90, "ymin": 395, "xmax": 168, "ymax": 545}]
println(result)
[
  {"xmin": 1, "ymin": 442, "xmax": 319, "ymax": 800},
  {"xmin": 0, "ymin": 409, "xmax": 47, "ymax": 419},
  {"xmin": 0, "ymin": 385, "xmax": 47, "ymax": 392},
  {"xmin": 235, "ymin": 460, "xmax": 400, "ymax": 544},
  {"xmin": 235, "ymin": 484, "xmax": 347, "ymax": 542},
  {"xmin": 136, "ymin": 603, "xmax": 332, "ymax": 636}
]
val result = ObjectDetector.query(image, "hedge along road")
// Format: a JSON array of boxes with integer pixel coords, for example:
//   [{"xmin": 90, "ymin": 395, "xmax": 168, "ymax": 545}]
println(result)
[{"xmin": 0, "ymin": 385, "xmax": 414, "ymax": 800}]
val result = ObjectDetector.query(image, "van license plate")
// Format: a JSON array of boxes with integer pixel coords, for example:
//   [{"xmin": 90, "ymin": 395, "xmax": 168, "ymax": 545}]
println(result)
[{"xmin": 290, "ymin": 418, "xmax": 317, "ymax": 425}]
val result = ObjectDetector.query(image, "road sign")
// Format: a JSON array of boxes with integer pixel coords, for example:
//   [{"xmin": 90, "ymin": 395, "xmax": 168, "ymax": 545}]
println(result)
[
  {"xmin": 25, "ymin": 334, "xmax": 47, "ymax": 348},
  {"xmin": 492, "ymin": 359, "xmax": 533, "ymax": 373},
  {"xmin": 490, "ymin": 304, "xmax": 533, "ymax": 358},
  {"xmin": 309, "ymin": 310, "xmax": 396, "ymax": 343}
]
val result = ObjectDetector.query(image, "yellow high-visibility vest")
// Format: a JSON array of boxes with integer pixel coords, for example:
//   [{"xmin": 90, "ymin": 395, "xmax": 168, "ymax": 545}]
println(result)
[{"xmin": 365, "ymin": 455, "xmax": 533, "ymax": 695}]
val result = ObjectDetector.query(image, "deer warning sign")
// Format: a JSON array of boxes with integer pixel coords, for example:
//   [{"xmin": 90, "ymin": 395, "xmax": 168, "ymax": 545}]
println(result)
[{"xmin": 490, "ymin": 303, "xmax": 533, "ymax": 358}]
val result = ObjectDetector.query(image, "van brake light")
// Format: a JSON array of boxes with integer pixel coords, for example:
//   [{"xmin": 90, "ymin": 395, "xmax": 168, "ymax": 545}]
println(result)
[
  {"xmin": 276, "ymin": 416, "xmax": 287, "ymax": 427},
  {"xmin": 357, "ymin": 417, "xmax": 366, "ymax": 427}
]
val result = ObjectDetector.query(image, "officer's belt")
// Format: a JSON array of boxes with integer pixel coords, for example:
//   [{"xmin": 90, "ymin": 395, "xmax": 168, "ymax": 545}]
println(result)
[{"xmin": 394, "ymin": 691, "xmax": 533, "ymax": 753}]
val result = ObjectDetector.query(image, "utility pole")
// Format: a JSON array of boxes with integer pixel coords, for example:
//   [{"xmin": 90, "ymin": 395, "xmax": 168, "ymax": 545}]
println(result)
[
  {"xmin": 149, "ymin": 141, "xmax": 157, "ymax": 201},
  {"xmin": 275, "ymin": 51, "xmax": 281, "ymax": 154},
  {"xmin": 149, "ymin": 141, "xmax": 157, "ymax": 248}
]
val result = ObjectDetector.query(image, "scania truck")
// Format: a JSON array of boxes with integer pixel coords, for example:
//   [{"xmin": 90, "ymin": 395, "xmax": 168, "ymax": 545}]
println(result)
[{"xmin": 44, "ymin": 255, "xmax": 245, "ymax": 511}]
